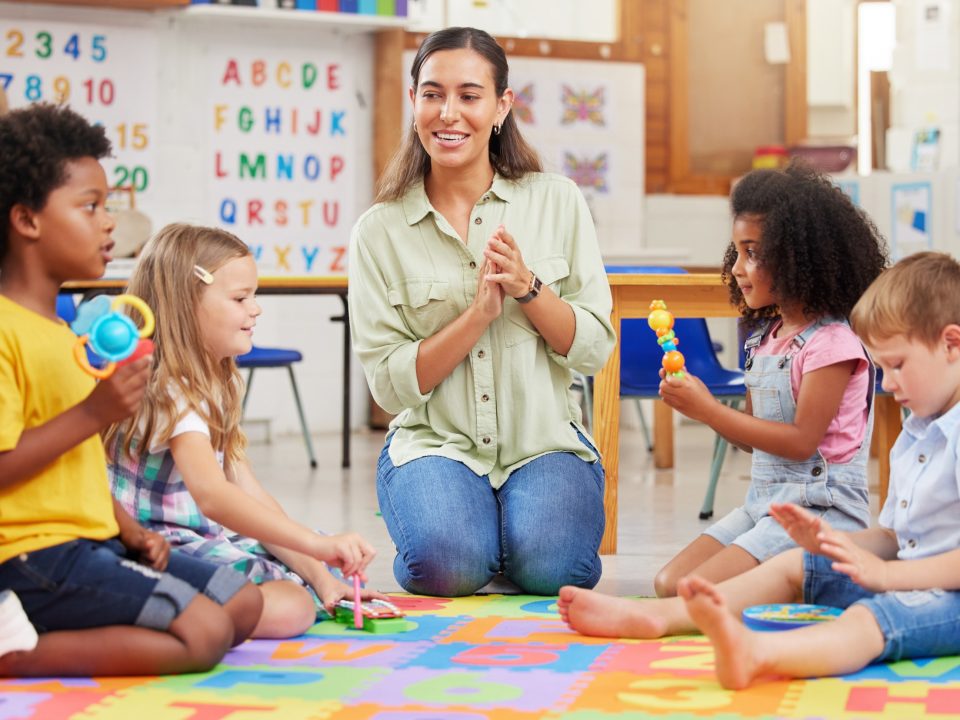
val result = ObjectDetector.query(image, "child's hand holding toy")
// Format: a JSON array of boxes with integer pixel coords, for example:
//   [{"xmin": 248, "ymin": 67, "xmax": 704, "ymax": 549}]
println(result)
[
  {"xmin": 647, "ymin": 299, "xmax": 685, "ymax": 377},
  {"xmin": 71, "ymin": 294, "xmax": 155, "ymax": 379}
]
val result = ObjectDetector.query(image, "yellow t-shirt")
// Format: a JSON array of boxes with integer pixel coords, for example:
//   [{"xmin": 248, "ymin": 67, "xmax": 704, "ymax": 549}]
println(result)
[{"xmin": 0, "ymin": 295, "xmax": 119, "ymax": 563}]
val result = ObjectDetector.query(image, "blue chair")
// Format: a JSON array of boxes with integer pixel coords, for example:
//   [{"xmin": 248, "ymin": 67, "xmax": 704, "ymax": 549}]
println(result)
[
  {"xmin": 577, "ymin": 266, "xmax": 745, "ymax": 519},
  {"xmin": 57, "ymin": 294, "xmax": 78, "ymax": 324},
  {"xmin": 237, "ymin": 346, "xmax": 318, "ymax": 469}
]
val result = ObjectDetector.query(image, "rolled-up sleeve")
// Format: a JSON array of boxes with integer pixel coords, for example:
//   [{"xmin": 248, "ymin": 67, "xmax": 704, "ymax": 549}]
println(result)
[
  {"xmin": 348, "ymin": 221, "xmax": 433, "ymax": 414},
  {"xmin": 545, "ymin": 185, "xmax": 616, "ymax": 374}
]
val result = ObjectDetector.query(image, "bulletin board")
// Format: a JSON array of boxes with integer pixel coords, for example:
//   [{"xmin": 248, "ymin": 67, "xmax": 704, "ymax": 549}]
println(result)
[
  {"xmin": 0, "ymin": 12, "xmax": 158, "ymax": 211},
  {"xmin": 402, "ymin": 50, "xmax": 645, "ymax": 258}
]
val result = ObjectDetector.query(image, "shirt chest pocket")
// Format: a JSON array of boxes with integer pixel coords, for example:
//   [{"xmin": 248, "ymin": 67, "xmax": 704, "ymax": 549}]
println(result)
[
  {"xmin": 388, "ymin": 279, "xmax": 459, "ymax": 339},
  {"xmin": 504, "ymin": 256, "xmax": 571, "ymax": 347}
]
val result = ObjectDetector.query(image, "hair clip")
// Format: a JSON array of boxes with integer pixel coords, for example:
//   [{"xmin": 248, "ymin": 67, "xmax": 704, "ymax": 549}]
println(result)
[{"xmin": 193, "ymin": 265, "xmax": 214, "ymax": 285}]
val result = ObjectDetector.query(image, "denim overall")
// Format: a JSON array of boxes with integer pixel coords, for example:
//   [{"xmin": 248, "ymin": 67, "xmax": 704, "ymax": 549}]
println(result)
[{"xmin": 704, "ymin": 317, "xmax": 874, "ymax": 561}]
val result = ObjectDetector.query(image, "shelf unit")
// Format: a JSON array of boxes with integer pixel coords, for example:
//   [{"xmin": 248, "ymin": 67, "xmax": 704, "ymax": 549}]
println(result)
[{"xmin": 175, "ymin": 5, "xmax": 407, "ymax": 33}]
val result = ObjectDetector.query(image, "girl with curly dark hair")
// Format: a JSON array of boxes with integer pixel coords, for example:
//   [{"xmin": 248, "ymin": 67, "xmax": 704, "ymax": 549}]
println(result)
[
  {"xmin": 649, "ymin": 161, "xmax": 890, "ymax": 597},
  {"xmin": 557, "ymin": 162, "xmax": 890, "ymax": 634}
]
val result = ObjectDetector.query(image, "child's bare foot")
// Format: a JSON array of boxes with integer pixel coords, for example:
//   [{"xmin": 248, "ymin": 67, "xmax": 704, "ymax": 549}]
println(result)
[
  {"xmin": 677, "ymin": 575, "xmax": 765, "ymax": 689},
  {"xmin": 557, "ymin": 586, "xmax": 671, "ymax": 639}
]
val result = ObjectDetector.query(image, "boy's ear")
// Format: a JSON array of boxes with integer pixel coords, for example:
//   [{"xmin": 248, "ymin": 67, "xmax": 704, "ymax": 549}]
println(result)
[
  {"xmin": 942, "ymin": 324, "xmax": 960, "ymax": 359},
  {"xmin": 9, "ymin": 203, "xmax": 41, "ymax": 241}
]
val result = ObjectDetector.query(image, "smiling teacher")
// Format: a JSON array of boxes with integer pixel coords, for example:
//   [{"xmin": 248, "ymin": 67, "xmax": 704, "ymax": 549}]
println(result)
[{"xmin": 349, "ymin": 27, "xmax": 615, "ymax": 597}]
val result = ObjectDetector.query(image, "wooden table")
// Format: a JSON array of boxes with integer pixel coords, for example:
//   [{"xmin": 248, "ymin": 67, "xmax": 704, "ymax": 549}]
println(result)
[
  {"xmin": 592, "ymin": 274, "xmax": 901, "ymax": 554},
  {"xmin": 62, "ymin": 276, "xmax": 353, "ymax": 467}
]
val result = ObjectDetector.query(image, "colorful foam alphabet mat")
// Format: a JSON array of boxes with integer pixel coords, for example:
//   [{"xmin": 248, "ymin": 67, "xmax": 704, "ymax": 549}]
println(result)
[{"xmin": 2, "ymin": 594, "xmax": 960, "ymax": 719}]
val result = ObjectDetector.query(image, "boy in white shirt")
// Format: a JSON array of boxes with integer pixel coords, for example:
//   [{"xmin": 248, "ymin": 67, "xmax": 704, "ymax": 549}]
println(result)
[{"xmin": 559, "ymin": 251, "xmax": 960, "ymax": 688}]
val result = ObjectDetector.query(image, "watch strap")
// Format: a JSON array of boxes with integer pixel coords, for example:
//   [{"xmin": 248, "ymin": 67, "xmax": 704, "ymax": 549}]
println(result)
[{"xmin": 515, "ymin": 274, "xmax": 542, "ymax": 304}]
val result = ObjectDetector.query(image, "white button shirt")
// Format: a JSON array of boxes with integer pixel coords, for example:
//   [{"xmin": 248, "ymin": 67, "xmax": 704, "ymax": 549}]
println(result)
[{"xmin": 879, "ymin": 399, "xmax": 960, "ymax": 560}]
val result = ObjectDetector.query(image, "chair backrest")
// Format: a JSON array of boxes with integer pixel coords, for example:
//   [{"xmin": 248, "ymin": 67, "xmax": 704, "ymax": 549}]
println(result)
[
  {"xmin": 621, "ymin": 316, "xmax": 735, "ymax": 390},
  {"xmin": 56, "ymin": 294, "xmax": 77, "ymax": 324}
]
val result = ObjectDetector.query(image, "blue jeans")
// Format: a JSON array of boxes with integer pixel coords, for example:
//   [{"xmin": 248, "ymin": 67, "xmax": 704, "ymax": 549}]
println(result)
[
  {"xmin": 0, "ymin": 538, "xmax": 247, "ymax": 633},
  {"xmin": 804, "ymin": 552, "xmax": 960, "ymax": 662},
  {"xmin": 377, "ymin": 431, "xmax": 605, "ymax": 596}
]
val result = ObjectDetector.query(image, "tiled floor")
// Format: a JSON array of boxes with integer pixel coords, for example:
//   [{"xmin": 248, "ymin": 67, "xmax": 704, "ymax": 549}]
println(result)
[{"xmin": 246, "ymin": 404, "xmax": 882, "ymax": 597}]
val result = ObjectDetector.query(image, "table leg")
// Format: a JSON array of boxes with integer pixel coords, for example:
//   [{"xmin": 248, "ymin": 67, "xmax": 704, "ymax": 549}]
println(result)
[
  {"xmin": 595, "ymin": 292, "xmax": 622, "ymax": 555},
  {"xmin": 873, "ymin": 395, "xmax": 901, "ymax": 507},
  {"xmin": 653, "ymin": 401, "xmax": 674, "ymax": 468},
  {"xmin": 331, "ymin": 293, "xmax": 351, "ymax": 469}
]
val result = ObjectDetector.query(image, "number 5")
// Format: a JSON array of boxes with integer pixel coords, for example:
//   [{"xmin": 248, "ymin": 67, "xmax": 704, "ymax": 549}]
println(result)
[{"xmin": 91, "ymin": 34, "xmax": 106, "ymax": 62}]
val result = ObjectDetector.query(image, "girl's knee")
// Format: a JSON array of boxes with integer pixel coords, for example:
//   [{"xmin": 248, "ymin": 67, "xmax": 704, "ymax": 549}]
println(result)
[
  {"xmin": 654, "ymin": 568, "xmax": 680, "ymax": 598},
  {"xmin": 255, "ymin": 582, "xmax": 316, "ymax": 637}
]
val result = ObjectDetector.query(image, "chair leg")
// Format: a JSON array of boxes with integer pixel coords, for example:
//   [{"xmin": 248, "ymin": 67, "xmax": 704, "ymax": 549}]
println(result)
[
  {"xmin": 242, "ymin": 369, "xmax": 254, "ymax": 415},
  {"xmin": 635, "ymin": 399, "xmax": 653, "ymax": 452},
  {"xmin": 287, "ymin": 366, "xmax": 318, "ymax": 469},
  {"xmin": 699, "ymin": 398, "xmax": 741, "ymax": 520}
]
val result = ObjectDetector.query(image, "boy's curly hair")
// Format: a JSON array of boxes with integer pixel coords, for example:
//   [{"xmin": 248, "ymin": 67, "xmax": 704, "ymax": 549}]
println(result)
[
  {"xmin": 721, "ymin": 161, "xmax": 889, "ymax": 328},
  {"xmin": 0, "ymin": 103, "xmax": 112, "ymax": 262}
]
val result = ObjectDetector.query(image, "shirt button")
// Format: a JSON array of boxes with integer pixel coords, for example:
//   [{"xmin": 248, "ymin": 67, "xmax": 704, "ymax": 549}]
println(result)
[
  {"xmin": 918, "ymin": 454, "xmax": 927, "ymax": 463},
  {"xmin": 469, "ymin": 261, "xmax": 477, "ymax": 269},
  {"xmin": 908, "ymin": 539, "xmax": 917, "ymax": 548},
  {"xmin": 474, "ymin": 217, "xmax": 482, "ymax": 225},
  {"xmin": 811, "ymin": 466, "xmax": 823, "ymax": 477},
  {"xmin": 482, "ymin": 437, "xmax": 491, "ymax": 445},
  {"xmin": 478, "ymin": 350, "xmax": 486, "ymax": 359},
  {"xmin": 481, "ymin": 394, "xmax": 489, "ymax": 402},
  {"xmin": 900, "ymin": 499, "xmax": 908, "ymax": 509}
]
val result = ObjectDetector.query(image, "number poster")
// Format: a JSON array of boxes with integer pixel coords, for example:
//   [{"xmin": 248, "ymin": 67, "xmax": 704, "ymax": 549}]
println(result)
[{"xmin": 0, "ymin": 20, "xmax": 157, "ymax": 209}]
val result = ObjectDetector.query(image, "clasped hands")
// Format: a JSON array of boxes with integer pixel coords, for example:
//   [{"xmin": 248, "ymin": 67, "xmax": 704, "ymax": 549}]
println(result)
[
  {"xmin": 472, "ymin": 225, "xmax": 532, "ymax": 321},
  {"xmin": 770, "ymin": 502, "xmax": 890, "ymax": 592}
]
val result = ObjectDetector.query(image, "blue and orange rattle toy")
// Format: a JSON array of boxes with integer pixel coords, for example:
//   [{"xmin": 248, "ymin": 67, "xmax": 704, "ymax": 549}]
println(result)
[
  {"xmin": 647, "ymin": 299, "xmax": 685, "ymax": 377},
  {"xmin": 71, "ymin": 294, "xmax": 155, "ymax": 379}
]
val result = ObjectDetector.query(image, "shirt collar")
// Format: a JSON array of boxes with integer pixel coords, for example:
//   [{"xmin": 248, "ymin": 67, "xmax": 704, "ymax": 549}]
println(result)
[
  {"xmin": 903, "ymin": 397, "xmax": 960, "ymax": 439},
  {"xmin": 401, "ymin": 173, "xmax": 515, "ymax": 226}
]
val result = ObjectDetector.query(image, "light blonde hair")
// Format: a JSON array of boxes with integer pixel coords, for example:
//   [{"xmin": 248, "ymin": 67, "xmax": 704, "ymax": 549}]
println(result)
[
  {"xmin": 851, "ymin": 251, "xmax": 960, "ymax": 348},
  {"xmin": 105, "ymin": 223, "xmax": 251, "ymax": 469}
]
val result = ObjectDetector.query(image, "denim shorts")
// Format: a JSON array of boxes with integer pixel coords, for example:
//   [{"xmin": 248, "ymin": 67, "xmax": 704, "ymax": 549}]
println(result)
[
  {"xmin": 0, "ymin": 538, "xmax": 247, "ymax": 633},
  {"xmin": 803, "ymin": 552, "xmax": 960, "ymax": 663},
  {"xmin": 704, "ymin": 501, "xmax": 868, "ymax": 563}
]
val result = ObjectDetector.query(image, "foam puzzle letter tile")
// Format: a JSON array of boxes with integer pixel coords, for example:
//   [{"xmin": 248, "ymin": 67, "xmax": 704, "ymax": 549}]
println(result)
[
  {"xmin": 72, "ymin": 688, "xmax": 341, "ymax": 720},
  {"xmin": 151, "ymin": 667, "xmax": 384, "ymax": 702},
  {"xmin": 407, "ymin": 642, "xmax": 609, "ymax": 673},
  {"xmin": 569, "ymin": 672, "xmax": 792, "ymax": 716},
  {"xmin": 328, "ymin": 704, "xmax": 546, "ymax": 720},
  {"xmin": 225, "ymin": 638, "xmax": 431, "ymax": 668},
  {"xmin": 591, "ymin": 639, "xmax": 717, "ymax": 676},
  {"xmin": 350, "ymin": 668, "xmax": 583, "ymax": 713},
  {"xmin": 307, "ymin": 613, "xmax": 469, "ymax": 642}
]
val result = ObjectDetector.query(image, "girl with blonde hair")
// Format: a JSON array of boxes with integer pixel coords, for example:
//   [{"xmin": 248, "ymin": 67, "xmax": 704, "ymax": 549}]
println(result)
[{"xmin": 106, "ymin": 223, "xmax": 381, "ymax": 638}]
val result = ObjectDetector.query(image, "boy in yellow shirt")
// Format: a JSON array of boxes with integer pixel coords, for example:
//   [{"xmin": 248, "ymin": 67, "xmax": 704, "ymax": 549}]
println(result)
[{"xmin": 0, "ymin": 104, "xmax": 262, "ymax": 676}]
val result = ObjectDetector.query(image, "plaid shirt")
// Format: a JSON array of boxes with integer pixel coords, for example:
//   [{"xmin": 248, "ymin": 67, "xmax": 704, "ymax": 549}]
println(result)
[{"xmin": 107, "ymin": 419, "xmax": 317, "ymax": 604}]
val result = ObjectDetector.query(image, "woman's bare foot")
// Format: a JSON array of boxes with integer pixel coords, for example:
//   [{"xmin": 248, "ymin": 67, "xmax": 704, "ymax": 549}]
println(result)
[
  {"xmin": 557, "ymin": 586, "xmax": 673, "ymax": 639},
  {"xmin": 677, "ymin": 575, "xmax": 766, "ymax": 689}
]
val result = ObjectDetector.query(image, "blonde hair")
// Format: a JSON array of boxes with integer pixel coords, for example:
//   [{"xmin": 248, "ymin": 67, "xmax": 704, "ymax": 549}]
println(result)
[
  {"xmin": 105, "ymin": 223, "xmax": 251, "ymax": 468},
  {"xmin": 851, "ymin": 251, "xmax": 960, "ymax": 348}
]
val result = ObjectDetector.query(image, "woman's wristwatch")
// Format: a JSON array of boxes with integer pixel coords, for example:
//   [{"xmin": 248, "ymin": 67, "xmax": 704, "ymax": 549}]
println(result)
[{"xmin": 514, "ymin": 272, "xmax": 542, "ymax": 304}]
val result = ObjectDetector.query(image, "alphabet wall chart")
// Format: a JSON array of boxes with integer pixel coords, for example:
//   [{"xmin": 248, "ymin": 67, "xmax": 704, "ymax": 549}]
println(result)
[{"xmin": 205, "ymin": 46, "xmax": 357, "ymax": 276}]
